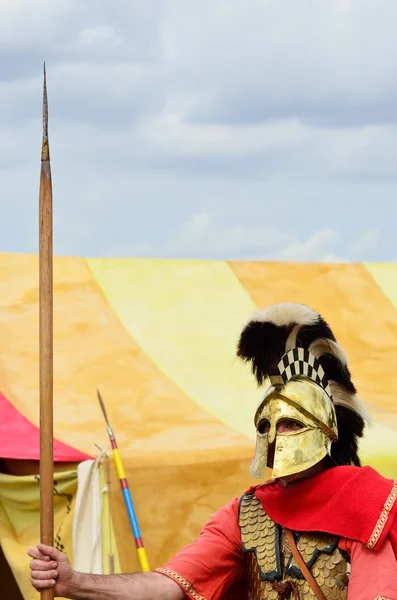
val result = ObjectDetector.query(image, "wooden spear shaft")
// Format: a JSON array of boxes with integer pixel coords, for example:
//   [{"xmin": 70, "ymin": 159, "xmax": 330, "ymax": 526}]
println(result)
[{"xmin": 39, "ymin": 63, "xmax": 54, "ymax": 600}]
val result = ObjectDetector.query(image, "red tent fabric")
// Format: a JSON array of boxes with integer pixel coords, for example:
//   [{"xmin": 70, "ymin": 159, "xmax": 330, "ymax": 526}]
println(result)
[{"xmin": 0, "ymin": 392, "xmax": 92, "ymax": 462}]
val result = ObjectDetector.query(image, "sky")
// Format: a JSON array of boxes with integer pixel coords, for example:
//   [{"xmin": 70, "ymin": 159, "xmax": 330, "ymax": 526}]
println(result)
[{"xmin": 1, "ymin": 0, "xmax": 397, "ymax": 262}]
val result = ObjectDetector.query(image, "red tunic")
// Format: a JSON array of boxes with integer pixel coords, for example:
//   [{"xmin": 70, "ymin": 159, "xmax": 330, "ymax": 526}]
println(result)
[{"xmin": 156, "ymin": 466, "xmax": 397, "ymax": 600}]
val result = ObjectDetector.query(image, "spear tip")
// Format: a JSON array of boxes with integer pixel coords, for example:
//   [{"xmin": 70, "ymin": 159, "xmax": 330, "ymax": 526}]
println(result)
[
  {"xmin": 97, "ymin": 389, "xmax": 110, "ymax": 426},
  {"xmin": 41, "ymin": 62, "xmax": 49, "ymax": 162}
]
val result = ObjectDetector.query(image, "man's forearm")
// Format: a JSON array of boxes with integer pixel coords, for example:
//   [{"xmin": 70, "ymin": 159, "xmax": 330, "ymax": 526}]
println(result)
[{"xmin": 68, "ymin": 571, "xmax": 182, "ymax": 600}]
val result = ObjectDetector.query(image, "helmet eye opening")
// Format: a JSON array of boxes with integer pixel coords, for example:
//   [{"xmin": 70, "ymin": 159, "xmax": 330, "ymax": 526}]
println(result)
[
  {"xmin": 276, "ymin": 418, "xmax": 306, "ymax": 434},
  {"xmin": 257, "ymin": 418, "xmax": 270, "ymax": 435},
  {"xmin": 257, "ymin": 417, "xmax": 307, "ymax": 436}
]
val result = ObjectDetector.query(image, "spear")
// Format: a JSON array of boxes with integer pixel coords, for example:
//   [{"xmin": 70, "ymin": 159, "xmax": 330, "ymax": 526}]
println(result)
[
  {"xmin": 97, "ymin": 390, "xmax": 150, "ymax": 573},
  {"xmin": 39, "ymin": 63, "xmax": 54, "ymax": 600}
]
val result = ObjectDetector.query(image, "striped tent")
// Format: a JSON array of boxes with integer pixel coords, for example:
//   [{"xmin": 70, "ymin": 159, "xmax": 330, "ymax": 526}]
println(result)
[{"xmin": 0, "ymin": 254, "xmax": 396, "ymax": 598}]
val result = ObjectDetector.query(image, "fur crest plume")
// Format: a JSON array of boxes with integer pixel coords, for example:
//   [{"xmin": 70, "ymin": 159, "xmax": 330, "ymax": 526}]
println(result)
[
  {"xmin": 251, "ymin": 303, "xmax": 320, "ymax": 328},
  {"xmin": 237, "ymin": 302, "xmax": 368, "ymax": 466},
  {"xmin": 237, "ymin": 303, "xmax": 336, "ymax": 385}
]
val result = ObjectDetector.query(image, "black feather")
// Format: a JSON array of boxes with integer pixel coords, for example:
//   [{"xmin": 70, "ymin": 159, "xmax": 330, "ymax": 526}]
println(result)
[
  {"xmin": 328, "ymin": 406, "xmax": 365, "ymax": 466},
  {"xmin": 317, "ymin": 355, "xmax": 357, "ymax": 394},
  {"xmin": 237, "ymin": 321, "xmax": 292, "ymax": 384},
  {"xmin": 295, "ymin": 320, "xmax": 337, "ymax": 346}
]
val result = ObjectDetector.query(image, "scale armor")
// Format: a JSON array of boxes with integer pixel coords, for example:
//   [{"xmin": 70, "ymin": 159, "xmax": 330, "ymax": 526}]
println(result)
[{"xmin": 239, "ymin": 492, "xmax": 350, "ymax": 600}]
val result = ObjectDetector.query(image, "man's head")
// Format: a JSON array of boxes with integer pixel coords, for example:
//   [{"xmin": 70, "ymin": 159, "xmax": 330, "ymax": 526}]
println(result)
[{"xmin": 237, "ymin": 303, "xmax": 369, "ymax": 481}]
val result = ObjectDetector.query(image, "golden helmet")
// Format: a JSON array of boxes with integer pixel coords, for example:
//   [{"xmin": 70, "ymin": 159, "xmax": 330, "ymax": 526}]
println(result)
[{"xmin": 237, "ymin": 303, "xmax": 369, "ymax": 479}]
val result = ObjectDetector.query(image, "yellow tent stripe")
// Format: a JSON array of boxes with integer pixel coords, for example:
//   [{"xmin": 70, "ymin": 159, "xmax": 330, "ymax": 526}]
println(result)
[
  {"xmin": 0, "ymin": 254, "xmax": 252, "ymax": 460},
  {"xmin": 86, "ymin": 258, "xmax": 258, "ymax": 439},
  {"xmin": 364, "ymin": 263, "xmax": 397, "ymax": 309},
  {"xmin": 360, "ymin": 422, "xmax": 397, "ymax": 479}
]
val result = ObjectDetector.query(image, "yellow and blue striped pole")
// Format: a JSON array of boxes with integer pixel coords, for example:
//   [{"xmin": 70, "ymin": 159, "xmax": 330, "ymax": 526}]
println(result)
[{"xmin": 97, "ymin": 390, "xmax": 150, "ymax": 572}]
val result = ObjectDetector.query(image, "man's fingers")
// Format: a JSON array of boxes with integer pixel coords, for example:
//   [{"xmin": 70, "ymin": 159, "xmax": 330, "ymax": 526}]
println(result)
[
  {"xmin": 31, "ymin": 569, "xmax": 58, "ymax": 581},
  {"xmin": 31, "ymin": 577, "xmax": 56, "ymax": 589},
  {"xmin": 27, "ymin": 546, "xmax": 51, "ymax": 561},
  {"xmin": 37, "ymin": 543, "xmax": 64, "ymax": 560},
  {"xmin": 28, "ymin": 544, "xmax": 65, "ymax": 562},
  {"xmin": 30, "ymin": 559, "xmax": 58, "ymax": 571}
]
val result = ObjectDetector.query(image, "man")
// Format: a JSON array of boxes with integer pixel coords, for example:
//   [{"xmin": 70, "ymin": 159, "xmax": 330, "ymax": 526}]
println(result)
[{"xmin": 29, "ymin": 303, "xmax": 397, "ymax": 599}]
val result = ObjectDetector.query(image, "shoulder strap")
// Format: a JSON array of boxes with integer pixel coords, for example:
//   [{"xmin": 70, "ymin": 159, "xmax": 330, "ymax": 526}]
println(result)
[{"xmin": 285, "ymin": 529, "xmax": 327, "ymax": 600}]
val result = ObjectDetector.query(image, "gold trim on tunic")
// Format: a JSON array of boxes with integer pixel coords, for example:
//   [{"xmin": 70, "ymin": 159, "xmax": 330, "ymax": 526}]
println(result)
[
  {"xmin": 155, "ymin": 567, "xmax": 208, "ymax": 600},
  {"xmin": 366, "ymin": 480, "xmax": 397, "ymax": 550}
]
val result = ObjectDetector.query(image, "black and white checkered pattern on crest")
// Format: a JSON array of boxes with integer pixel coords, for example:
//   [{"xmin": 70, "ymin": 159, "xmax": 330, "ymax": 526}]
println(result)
[{"xmin": 277, "ymin": 347, "xmax": 332, "ymax": 398}]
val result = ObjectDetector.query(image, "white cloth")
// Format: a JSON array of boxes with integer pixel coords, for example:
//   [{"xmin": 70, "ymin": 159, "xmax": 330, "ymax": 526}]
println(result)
[{"xmin": 72, "ymin": 457, "xmax": 105, "ymax": 574}]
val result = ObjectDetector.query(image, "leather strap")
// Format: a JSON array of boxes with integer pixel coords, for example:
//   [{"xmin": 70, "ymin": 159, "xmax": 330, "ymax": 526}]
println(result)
[
  {"xmin": 285, "ymin": 529, "xmax": 327, "ymax": 600},
  {"xmin": 271, "ymin": 580, "xmax": 300, "ymax": 600}
]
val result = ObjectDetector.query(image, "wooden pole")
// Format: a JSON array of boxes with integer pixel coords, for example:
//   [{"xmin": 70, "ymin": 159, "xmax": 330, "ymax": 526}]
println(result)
[{"xmin": 39, "ymin": 63, "xmax": 54, "ymax": 600}]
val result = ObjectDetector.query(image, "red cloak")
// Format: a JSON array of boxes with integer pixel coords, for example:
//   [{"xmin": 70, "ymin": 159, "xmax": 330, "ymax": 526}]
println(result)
[{"xmin": 251, "ymin": 466, "xmax": 397, "ymax": 554}]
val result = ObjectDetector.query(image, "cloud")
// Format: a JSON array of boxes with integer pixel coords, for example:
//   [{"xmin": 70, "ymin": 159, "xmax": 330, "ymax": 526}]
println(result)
[
  {"xmin": 162, "ymin": 0, "xmax": 397, "ymax": 129},
  {"xmin": 0, "ymin": 0, "xmax": 395, "ymax": 262},
  {"xmin": 349, "ymin": 230, "xmax": 380, "ymax": 258},
  {"xmin": 276, "ymin": 229, "xmax": 348, "ymax": 262},
  {"xmin": 142, "ymin": 212, "xmax": 359, "ymax": 262},
  {"xmin": 78, "ymin": 27, "xmax": 124, "ymax": 48},
  {"xmin": 2, "ymin": 0, "xmax": 397, "ymax": 179}
]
